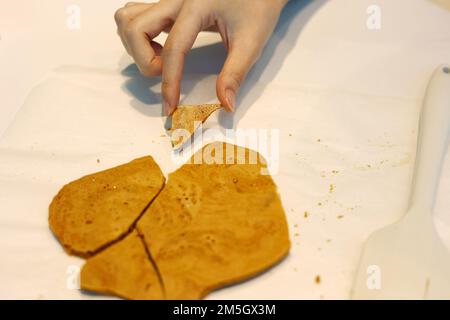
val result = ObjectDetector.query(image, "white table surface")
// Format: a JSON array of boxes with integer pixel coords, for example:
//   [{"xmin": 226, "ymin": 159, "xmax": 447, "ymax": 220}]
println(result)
[
  {"xmin": 1, "ymin": 0, "xmax": 450, "ymax": 299},
  {"xmin": 0, "ymin": 0, "xmax": 124, "ymax": 136}
]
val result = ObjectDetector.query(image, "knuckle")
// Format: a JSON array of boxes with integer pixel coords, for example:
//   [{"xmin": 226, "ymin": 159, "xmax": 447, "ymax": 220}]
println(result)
[
  {"xmin": 162, "ymin": 79, "xmax": 177, "ymax": 95},
  {"xmin": 162, "ymin": 80, "xmax": 172, "ymax": 91},
  {"xmin": 163, "ymin": 43, "xmax": 188, "ymax": 57},
  {"xmin": 114, "ymin": 7, "xmax": 129, "ymax": 24}
]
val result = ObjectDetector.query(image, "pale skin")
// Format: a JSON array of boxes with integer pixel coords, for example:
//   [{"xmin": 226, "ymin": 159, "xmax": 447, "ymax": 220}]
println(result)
[{"xmin": 115, "ymin": 0, "xmax": 288, "ymax": 115}]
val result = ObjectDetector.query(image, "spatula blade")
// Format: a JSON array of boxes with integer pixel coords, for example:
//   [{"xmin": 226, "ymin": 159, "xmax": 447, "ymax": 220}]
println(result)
[{"xmin": 351, "ymin": 214, "xmax": 450, "ymax": 299}]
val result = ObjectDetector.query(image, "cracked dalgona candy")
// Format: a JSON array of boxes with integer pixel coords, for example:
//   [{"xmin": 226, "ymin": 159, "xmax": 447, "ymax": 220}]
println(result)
[{"xmin": 51, "ymin": 142, "xmax": 290, "ymax": 299}]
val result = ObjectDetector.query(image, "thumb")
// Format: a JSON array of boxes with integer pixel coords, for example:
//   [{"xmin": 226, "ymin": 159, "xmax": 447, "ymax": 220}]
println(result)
[{"xmin": 216, "ymin": 35, "xmax": 262, "ymax": 112}]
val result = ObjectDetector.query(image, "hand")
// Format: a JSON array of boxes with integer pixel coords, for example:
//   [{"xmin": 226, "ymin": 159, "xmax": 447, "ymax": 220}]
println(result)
[{"xmin": 115, "ymin": 0, "xmax": 287, "ymax": 115}]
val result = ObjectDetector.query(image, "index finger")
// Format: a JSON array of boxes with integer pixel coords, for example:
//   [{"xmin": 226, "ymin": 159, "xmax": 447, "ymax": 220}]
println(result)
[{"xmin": 162, "ymin": 10, "xmax": 201, "ymax": 115}]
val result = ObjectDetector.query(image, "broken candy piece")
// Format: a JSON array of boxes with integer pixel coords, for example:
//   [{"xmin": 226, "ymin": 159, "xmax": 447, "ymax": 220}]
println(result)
[
  {"xmin": 80, "ymin": 230, "xmax": 164, "ymax": 300},
  {"xmin": 49, "ymin": 156, "xmax": 165, "ymax": 257},
  {"xmin": 137, "ymin": 142, "xmax": 290, "ymax": 299},
  {"xmin": 169, "ymin": 104, "xmax": 222, "ymax": 149}
]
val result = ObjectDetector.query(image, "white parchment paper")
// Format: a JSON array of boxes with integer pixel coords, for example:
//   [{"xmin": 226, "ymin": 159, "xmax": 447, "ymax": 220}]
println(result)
[{"xmin": 1, "ymin": 0, "xmax": 450, "ymax": 299}]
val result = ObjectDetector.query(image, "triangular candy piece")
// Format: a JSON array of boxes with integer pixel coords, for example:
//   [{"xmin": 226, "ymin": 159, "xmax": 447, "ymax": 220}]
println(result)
[{"xmin": 169, "ymin": 104, "xmax": 222, "ymax": 149}]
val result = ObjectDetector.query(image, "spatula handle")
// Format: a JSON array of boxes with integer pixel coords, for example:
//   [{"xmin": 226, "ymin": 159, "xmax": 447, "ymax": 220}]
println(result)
[{"xmin": 409, "ymin": 65, "xmax": 450, "ymax": 213}]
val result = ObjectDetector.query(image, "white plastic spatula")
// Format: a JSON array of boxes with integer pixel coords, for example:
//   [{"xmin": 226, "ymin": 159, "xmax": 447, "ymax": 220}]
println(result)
[{"xmin": 351, "ymin": 65, "xmax": 450, "ymax": 299}]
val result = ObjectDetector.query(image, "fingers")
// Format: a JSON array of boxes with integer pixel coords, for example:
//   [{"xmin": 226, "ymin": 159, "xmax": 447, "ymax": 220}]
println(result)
[
  {"xmin": 114, "ymin": 3, "xmax": 153, "ymax": 54},
  {"xmin": 123, "ymin": 10, "xmax": 167, "ymax": 76},
  {"xmin": 116, "ymin": 2, "xmax": 175, "ymax": 76},
  {"xmin": 162, "ymin": 8, "xmax": 202, "ymax": 115},
  {"xmin": 216, "ymin": 30, "xmax": 264, "ymax": 112}
]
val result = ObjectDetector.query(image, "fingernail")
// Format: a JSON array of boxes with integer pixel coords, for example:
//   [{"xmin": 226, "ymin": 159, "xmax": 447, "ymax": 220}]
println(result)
[
  {"xmin": 163, "ymin": 100, "xmax": 170, "ymax": 116},
  {"xmin": 225, "ymin": 89, "xmax": 236, "ymax": 111}
]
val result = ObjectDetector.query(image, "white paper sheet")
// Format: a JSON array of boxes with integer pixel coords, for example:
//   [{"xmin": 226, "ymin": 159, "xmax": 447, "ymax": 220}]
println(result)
[{"xmin": 1, "ymin": 0, "xmax": 450, "ymax": 299}]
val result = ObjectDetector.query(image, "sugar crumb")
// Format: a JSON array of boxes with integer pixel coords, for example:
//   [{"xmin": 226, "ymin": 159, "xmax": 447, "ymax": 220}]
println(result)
[
  {"xmin": 315, "ymin": 275, "xmax": 321, "ymax": 284},
  {"xmin": 329, "ymin": 184, "xmax": 334, "ymax": 193}
]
